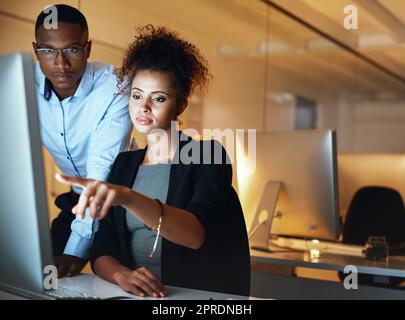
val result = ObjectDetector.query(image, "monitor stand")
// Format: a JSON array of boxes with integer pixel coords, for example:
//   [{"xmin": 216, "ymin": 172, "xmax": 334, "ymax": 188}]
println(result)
[{"xmin": 248, "ymin": 181, "xmax": 282, "ymax": 252}]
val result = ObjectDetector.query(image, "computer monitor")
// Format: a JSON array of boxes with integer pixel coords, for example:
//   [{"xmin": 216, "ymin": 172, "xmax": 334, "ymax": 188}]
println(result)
[
  {"xmin": 0, "ymin": 52, "xmax": 54, "ymax": 298},
  {"xmin": 236, "ymin": 130, "xmax": 341, "ymax": 249}
]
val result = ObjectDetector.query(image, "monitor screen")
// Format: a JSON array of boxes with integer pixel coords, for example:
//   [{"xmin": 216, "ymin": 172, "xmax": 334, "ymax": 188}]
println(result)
[
  {"xmin": 236, "ymin": 129, "xmax": 341, "ymax": 242},
  {"xmin": 0, "ymin": 52, "xmax": 53, "ymax": 295}
]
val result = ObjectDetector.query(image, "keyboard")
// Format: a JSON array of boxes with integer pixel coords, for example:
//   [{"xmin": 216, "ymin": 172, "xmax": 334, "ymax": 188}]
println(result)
[
  {"xmin": 269, "ymin": 237, "xmax": 366, "ymax": 257},
  {"xmin": 45, "ymin": 287, "xmax": 100, "ymax": 300}
]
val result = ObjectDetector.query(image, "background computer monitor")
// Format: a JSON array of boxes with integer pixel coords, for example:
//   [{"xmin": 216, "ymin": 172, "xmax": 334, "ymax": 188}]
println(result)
[
  {"xmin": 0, "ymin": 52, "xmax": 53, "ymax": 296},
  {"xmin": 236, "ymin": 129, "xmax": 341, "ymax": 241}
]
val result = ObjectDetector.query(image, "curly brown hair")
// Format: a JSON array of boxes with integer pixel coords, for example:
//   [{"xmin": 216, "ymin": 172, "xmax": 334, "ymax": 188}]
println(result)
[{"xmin": 117, "ymin": 25, "xmax": 211, "ymax": 107}]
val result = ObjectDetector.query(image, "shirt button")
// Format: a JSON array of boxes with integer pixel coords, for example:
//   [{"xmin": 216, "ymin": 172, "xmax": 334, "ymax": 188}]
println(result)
[
  {"xmin": 67, "ymin": 156, "xmax": 70, "ymax": 160},
  {"xmin": 60, "ymin": 133, "xmax": 64, "ymax": 136}
]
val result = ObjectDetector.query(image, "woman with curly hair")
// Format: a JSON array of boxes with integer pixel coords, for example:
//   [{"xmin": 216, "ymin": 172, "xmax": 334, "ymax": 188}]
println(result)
[{"xmin": 56, "ymin": 25, "xmax": 250, "ymax": 297}]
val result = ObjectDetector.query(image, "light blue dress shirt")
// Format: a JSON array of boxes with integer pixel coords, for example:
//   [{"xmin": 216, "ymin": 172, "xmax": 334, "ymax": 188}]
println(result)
[{"xmin": 35, "ymin": 61, "xmax": 133, "ymax": 259}]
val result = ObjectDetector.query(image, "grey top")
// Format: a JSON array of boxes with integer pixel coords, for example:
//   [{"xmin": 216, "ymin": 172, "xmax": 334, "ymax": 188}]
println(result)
[{"xmin": 126, "ymin": 163, "xmax": 171, "ymax": 279}]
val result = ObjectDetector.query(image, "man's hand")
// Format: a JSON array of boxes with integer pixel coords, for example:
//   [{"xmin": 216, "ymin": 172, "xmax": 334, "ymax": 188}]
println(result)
[{"xmin": 54, "ymin": 254, "xmax": 86, "ymax": 278}]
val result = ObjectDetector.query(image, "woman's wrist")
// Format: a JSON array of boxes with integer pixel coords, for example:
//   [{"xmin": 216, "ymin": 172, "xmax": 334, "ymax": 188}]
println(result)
[
  {"xmin": 118, "ymin": 186, "xmax": 133, "ymax": 206},
  {"xmin": 112, "ymin": 267, "xmax": 131, "ymax": 285}
]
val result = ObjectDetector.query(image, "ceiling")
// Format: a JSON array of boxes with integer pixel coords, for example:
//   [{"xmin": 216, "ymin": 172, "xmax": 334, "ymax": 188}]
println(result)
[
  {"xmin": 261, "ymin": 0, "xmax": 405, "ymax": 99},
  {"xmin": 187, "ymin": 0, "xmax": 405, "ymax": 101},
  {"xmin": 1, "ymin": 0, "xmax": 405, "ymax": 101}
]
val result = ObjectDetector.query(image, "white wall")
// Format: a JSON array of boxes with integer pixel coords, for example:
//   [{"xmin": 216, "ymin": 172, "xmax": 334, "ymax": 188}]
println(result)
[
  {"xmin": 352, "ymin": 102, "xmax": 405, "ymax": 152},
  {"xmin": 320, "ymin": 96, "xmax": 405, "ymax": 153}
]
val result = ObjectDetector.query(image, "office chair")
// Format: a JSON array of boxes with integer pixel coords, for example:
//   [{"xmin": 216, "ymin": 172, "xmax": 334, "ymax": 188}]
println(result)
[{"xmin": 340, "ymin": 186, "xmax": 405, "ymax": 287}]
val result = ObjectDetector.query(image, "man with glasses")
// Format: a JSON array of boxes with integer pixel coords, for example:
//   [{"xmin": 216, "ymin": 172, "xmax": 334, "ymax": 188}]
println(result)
[{"xmin": 32, "ymin": 4, "xmax": 133, "ymax": 277}]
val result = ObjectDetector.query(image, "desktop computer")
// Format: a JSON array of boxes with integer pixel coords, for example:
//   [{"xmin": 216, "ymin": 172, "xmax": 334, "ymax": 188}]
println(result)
[
  {"xmin": 0, "ymin": 52, "xmax": 97, "ymax": 299},
  {"xmin": 236, "ymin": 130, "xmax": 363, "ymax": 256}
]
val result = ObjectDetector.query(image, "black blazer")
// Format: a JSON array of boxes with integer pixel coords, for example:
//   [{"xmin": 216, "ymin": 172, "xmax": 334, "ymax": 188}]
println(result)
[{"xmin": 90, "ymin": 133, "xmax": 251, "ymax": 296}]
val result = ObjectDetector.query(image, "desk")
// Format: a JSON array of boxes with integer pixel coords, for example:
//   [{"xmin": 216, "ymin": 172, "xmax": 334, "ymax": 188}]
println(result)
[
  {"xmin": 0, "ymin": 274, "xmax": 261, "ymax": 300},
  {"xmin": 250, "ymin": 247, "xmax": 405, "ymax": 299}
]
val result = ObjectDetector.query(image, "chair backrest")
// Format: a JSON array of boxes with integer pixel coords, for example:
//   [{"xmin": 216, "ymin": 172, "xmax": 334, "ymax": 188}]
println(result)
[{"xmin": 342, "ymin": 186, "xmax": 405, "ymax": 246}]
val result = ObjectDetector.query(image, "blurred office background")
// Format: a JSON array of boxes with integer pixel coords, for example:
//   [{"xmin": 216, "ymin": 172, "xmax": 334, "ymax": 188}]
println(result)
[{"xmin": 1, "ymin": 0, "xmax": 405, "ymax": 251}]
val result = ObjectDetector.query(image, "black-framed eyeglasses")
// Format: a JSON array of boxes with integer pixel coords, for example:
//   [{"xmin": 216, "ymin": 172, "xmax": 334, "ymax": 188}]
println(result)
[{"xmin": 34, "ymin": 42, "xmax": 89, "ymax": 61}]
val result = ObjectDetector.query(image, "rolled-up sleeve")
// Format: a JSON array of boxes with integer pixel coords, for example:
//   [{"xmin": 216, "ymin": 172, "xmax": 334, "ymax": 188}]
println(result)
[
  {"xmin": 64, "ymin": 94, "xmax": 133, "ymax": 259},
  {"xmin": 89, "ymin": 154, "xmax": 125, "ymax": 270}
]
